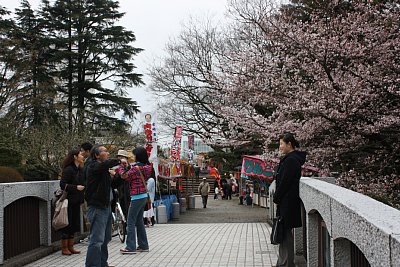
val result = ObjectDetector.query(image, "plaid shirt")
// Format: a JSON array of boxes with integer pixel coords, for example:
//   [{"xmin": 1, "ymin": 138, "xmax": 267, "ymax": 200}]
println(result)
[{"xmin": 125, "ymin": 164, "xmax": 152, "ymax": 196}]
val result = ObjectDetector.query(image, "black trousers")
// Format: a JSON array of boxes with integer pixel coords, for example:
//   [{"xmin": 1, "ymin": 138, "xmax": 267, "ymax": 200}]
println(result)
[{"xmin": 201, "ymin": 195, "xmax": 208, "ymax": 207}]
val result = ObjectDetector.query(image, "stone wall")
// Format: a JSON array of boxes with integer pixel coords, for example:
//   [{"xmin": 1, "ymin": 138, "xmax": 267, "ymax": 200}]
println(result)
[
  {"xmin": 0, "ymin": 181, "xmax": 59, "ymax": 264},
  {"xmin": 300, "ymin": 177, "xmax": 400, "ymax": 267}
]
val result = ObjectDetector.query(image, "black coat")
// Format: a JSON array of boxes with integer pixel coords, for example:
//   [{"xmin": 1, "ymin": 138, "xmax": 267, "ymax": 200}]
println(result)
[
  {"xmin": 273, "ymin": 150, "xmax": 306, "ymax": 229},
  {"xmin": 60, "ymin": 164, "xmax": 84, "ymax": 205},
  {"xmin": 85, "ymin": 159, "xmax": 119, "ymax": 208},
  {"xmin": 60, "ymin": 164, "xmax": 84, "ymax": 234}
]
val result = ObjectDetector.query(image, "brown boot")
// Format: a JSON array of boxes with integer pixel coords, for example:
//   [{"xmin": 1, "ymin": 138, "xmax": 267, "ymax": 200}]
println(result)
[
  {"xmin": 61, "ymin": 239, "xmax": 71, "ymax": 255},
  {"xmin": 68, "ymin": 238, "xmax": 81, "ymax": 254}
]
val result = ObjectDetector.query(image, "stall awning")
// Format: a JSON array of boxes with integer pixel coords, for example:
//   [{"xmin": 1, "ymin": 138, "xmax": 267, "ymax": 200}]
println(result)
[
  {"xmin": 241, "ymin": 155, "xmax": 325, "ymax": 179},
  {"xmin": 241, "ymin": 155, "xmax": 275, "ymax": 181}
]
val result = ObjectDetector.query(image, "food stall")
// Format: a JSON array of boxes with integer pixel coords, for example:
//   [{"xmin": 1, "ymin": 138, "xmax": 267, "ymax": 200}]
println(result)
[
  {"xmin": 154, "ymin": 159, "xmax": 182, "ymax": 222},
  {"xmin": 240, "ymin": 155, "xmax": 275, "ymax": 207}
]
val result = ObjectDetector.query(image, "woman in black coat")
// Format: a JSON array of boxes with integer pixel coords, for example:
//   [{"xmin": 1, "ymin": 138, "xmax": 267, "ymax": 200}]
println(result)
[
  {"xmin": 59, "ymin": 149, "xmax": 85, "ymax": 256},
  {"xmin": 273, "ymin": 133, "xmax": 306, "ymax": 267}
]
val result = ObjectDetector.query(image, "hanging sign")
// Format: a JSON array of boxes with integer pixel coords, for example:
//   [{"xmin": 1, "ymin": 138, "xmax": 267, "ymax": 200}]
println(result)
[
  {"xmin": 171, "ymin": 125, "xmax": 182, "ymax": 160},
  {"xmin": 241, "ymin": 156, "xmax": 274, "ymax": 180}
]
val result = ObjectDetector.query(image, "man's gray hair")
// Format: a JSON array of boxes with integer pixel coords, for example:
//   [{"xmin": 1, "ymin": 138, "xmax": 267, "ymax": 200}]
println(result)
[{"xmin": 90, "ymin": 144, "xmax": 104, "ymax": 160}]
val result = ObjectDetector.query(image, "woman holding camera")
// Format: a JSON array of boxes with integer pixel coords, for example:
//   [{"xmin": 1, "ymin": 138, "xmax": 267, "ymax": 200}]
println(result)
[{"xmin": 119, "ymin": 147, "xmax": 152, "ymax": 254}]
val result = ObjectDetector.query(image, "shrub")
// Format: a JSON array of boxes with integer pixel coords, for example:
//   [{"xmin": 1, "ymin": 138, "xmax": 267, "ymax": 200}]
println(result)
[
  {"xmin": 0, "ymin": 148, "xmax": 22, "ymax": 168},
  {"xmin": 19, "ymin": 164, "xmax": 52, "ymax": 181},
  {"xmin": 0, "ymin": 166, "xmax": 24, "ymax": 183}
]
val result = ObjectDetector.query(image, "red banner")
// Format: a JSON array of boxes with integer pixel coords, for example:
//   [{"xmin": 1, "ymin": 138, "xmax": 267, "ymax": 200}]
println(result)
[
  {"xmin": 143, "ymin": 112, "xmax": 153, "ymax": 158},
  {"xmin": 171, "ymin": 126, "xmax": 182, "ymax": 160},
  {"xmin": 188, "ymin": 135, "xmax": 194, "ymax": 150}
]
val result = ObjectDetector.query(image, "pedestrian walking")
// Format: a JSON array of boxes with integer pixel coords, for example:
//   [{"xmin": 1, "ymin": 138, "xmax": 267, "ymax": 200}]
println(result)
[
  {"xmin": 84, "ymin": 145, "xmax": 119, "ymax": 267},
  {"xmin": 245, "ymin": 183, "xmax": 253, "ymax": 206},
  {"xmin": 209, "ymin": 165, "xmax": 221, "ymax": 196},
  {"xmin": 230, "ymin": 173, "xmax": 238, "ymax": 194},
  {"xmin": 143, "ymin": 169, "xmax": 156, "ymax": 227},
  {"xmin": 194, "ymin": 164, "xmax": 200, "ymax": 182},
  {"xmin": 221, "ymin": 177, "xmax": 228, "ymax": 199},
  {"xmin": 59, "ymin": 149, "xmax": 85, "ymax": 255},
  {"xmin": 273, "ymin": 133, "xmax": 306, "ymax": 267},
  {"xmin": 198, "ymin": 177, "xmax": 210, "ymax": 208},
  {"xmin": 120, "ymin": 147, "xmax": 152, "ymax": 254},
  {"xmin": 227, "ymin": 175, "xmax": 233, "ymax": 200},
  {"xmin": 214, "ymin": 186, "xmax": 219, "ymax": 200}
]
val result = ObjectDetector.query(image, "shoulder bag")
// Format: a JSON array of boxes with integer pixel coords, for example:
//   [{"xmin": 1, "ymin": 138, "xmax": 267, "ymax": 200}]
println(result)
[
  {"xmin": 270, "ymin": 216, "xmax": 284, "ymax": 245},
  {"xmin": 52, "ymin": 189, "xmax": 69, "ymax": 230},
  {"xmin": 137, "ymin": 167, "xmax": 152, "ymax": 211}
]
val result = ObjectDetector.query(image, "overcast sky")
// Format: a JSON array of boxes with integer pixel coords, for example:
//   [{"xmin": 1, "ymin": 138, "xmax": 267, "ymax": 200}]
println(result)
[
  {"xmin": 2, "ymin": 0, "xmax": 228, "ymax": 135},
  {"xmin": 119, "ymin": 0, "xmax": 228, "ymax": 124}
]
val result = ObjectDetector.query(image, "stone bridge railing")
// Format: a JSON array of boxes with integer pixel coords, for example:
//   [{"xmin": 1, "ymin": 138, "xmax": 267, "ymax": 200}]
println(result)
[
  {"xmin": 270, "ymin": 177, "xmax": 400, "ymax": 267},
  {"xmin": 0, "ymin": 181, "xmax": 59, "ymax": 265},
  {"xmin": 2, "ymin": 178, "xmax": 400, "ymax": 266}
]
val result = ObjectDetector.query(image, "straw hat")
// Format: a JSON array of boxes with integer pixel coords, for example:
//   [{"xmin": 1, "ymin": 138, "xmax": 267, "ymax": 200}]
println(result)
[{"xmin": 117, "ymin": 150, "xmax": 129, "ymax": 158}]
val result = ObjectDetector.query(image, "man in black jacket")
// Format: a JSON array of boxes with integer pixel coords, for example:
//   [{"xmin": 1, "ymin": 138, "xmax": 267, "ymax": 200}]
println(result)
[
  {"xmin": 80, "ymin": 142, "xmax": 93, "ymax": 237},
  {"xmin": 85, "ymin": 145, "xmax": 119, "ymax": 267}
]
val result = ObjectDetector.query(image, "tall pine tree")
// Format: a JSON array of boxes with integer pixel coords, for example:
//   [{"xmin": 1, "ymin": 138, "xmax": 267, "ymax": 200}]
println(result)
[
  {"xmin": 0, "ymin": 5, "xmax": 17, "ymax": 112},
  {"xmin": 44, "ymin": 0, "xmax": 143, "ymax": 132},
  {"xmin": 8, "ymin": 0, "xmax": 58, "ymax": 128}
]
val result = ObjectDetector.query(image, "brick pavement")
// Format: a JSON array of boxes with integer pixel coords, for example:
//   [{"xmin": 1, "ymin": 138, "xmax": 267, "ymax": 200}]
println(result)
[
  {"xmin": 25, "ymin": 196, "xmax": 279, "ymax": 267},
  {"xmin": 170, "ymin": 195, "xmax": 268, "ymax": 224}
]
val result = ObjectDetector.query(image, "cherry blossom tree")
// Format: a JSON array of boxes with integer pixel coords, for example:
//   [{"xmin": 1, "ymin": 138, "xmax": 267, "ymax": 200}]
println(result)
[
  {"xmin": 220, "ymin": 0, "xmax": 400, "ymax": 207},
  {"xmin": 149, "ymin": 0, "xmax": 399, "ymax": 207}
]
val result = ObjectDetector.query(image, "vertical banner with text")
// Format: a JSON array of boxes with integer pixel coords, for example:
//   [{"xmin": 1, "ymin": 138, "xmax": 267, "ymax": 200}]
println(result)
[
  {"xmin": 170, "ymin": 125, "xmax": 182, "ymax": 176},
  {"xmin": 187, "ymin": 135, "xmax": 194, "ymax": 162},
  {"xmin": 143, "ymin": 112, "xmax": 158, "ymax": 178}
]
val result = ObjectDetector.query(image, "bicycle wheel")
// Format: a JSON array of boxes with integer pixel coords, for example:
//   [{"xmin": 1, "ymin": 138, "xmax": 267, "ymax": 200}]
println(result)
[
  {"xmin": 111, "ymin": 212, "xmax": 118, "ymax": 237},
  {"xmin": 118, "ymin": 221, "xmax": 126, "ymax": 243},
  {"xmin": 115, "ymin": 206, "xmax": 126, "ymax": 243}
]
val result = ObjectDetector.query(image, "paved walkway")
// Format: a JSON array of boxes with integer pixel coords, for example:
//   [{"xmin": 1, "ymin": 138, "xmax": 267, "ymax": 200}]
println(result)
[
  {"xmin": 25, "ymin": 196, "xmax": 279, "ymax": 267},
  {"xmin": 170, "ymin": 195, "xmax": 268, "ymax": 224}
]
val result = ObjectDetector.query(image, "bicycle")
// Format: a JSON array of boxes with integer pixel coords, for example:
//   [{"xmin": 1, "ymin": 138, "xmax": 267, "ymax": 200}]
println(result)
[{"xmin": 112, "ymin": 191, "xmax": 127, "ymax": 243}]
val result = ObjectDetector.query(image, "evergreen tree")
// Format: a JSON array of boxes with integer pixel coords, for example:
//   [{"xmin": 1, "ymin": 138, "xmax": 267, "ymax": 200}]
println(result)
[
  {"xmin": 8, "ymin": 0, "xmax": 58, "ymax": 127},
  {"xmin": 44, "ymin": 0, "xmax": 143, "ymax": 132},
  {"xmin": 0, "ymin": 5, "xmax": 17, "ymax": 112}
]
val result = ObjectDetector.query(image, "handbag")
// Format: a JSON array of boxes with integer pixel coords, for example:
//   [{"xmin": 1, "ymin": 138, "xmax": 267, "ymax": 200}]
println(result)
[
  {"xmin": 137, "ymin": 167, "xmax": 152, "ymax": 211},
  {"xmin": 270, "ymin": 216, "xmax": 284, "ymax": 245},
  {"xmin": 51, "ymin": 188, "xmax": 68, "ymax": 208},
  {"xmin": 52, "ymin": 190, "xmax": 69, "ymax": 230}
]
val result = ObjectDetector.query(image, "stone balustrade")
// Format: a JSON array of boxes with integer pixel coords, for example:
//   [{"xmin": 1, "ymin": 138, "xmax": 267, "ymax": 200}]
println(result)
[
  {"xmin": 1, "ymin": 178, "xmax": 400, "ymax": 266},
  {"xmin": 299, "ymin": 177, "xmax": 400, "ymax": 267},
  {"xmin": 0, "ymin": 181, "xmax": 59, "ymax": 264}
]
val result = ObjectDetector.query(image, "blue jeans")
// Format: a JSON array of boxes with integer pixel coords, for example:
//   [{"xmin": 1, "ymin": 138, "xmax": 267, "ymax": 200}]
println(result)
[
  {"xmin": 126, "ymin": 197, "xmax": 149, "ymax": 251},
  {"xmin": 85, "ymin": 205, "xmax": 112, "ymax": 267}
]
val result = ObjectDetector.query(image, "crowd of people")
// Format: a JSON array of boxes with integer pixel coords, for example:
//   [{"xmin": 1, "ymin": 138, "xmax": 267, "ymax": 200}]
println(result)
[
  {"xmin": 57, "ymin": 142, "xmax": 155, "ymax": 267},
  {"xmin": 56, "ymin": 131, "xmax": 304, "ymax": 267},
  {"xmin": 209, "ymin": 167, "xmax": 238, "ymax": 201}
]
